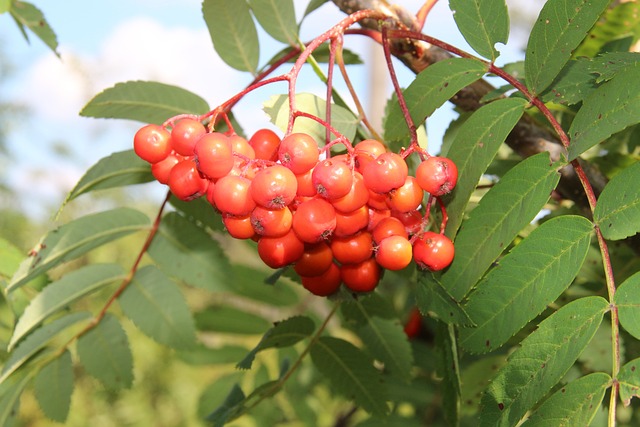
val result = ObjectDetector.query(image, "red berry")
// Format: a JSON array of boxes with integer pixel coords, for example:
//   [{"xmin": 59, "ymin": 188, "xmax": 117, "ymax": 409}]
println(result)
[
  {"xmin": 294, "ymin": 242, "xmax": 334, "ymax": 277},
  {"xmin": 292, "ymin": 198, "xmax": 336, "ymax": 243},
  {"xmin": 151, "ymin": 153, "xmax": 182, "ymax": 184},
  {"xmin": 375, "ymin": 235, "xmax": 412, "ymax": 271},
  {"xmin": 312, "ymin": 158, "xmax": 353, "ymax": 200},
  {"xmin": 278, "ymin": 133, "xmax": 319, "ymax": 174},
  {"xmin": 341, "ymin": 257, "xmax": 381, "ymax": 293},
  {"xmin": 386, "ymin": 176, "xmax": 424, "ymax": 213},
  {"xmin": 300, "ymin": 262, "xmax": 342, "ymax": 296},
  {"xmin": 413, "ymin": 232, "xmax": 455, "ymax": 271},
  {"xmin": 251, "ymin": 206, "xmax": 293, "ymax": 237},
  {"xmin": 404, "ymin": 307, "xmax": 422, "ymax": 339},
  {"xmin": 362, "ymin": 152, "xmax": 408, "ymax": 194},
  {"xmin": 171, "ymin": 118, "xmax": 206, "ymax": 156},
  {"xmin": 134, "ymin": 124, "xmax": 172, "ymax": 163},
  {"xmin": 257, "ymin": 229, "xmax": 304, "ymax": 269},
  {"xmin": 249, "ymin": 128, "xmax": 280, "ymax": 161},
  {"xmin": 223, "ymin": 214, "xmax": 256, "ymax": 240},
  {"xmin": 168, "ymin": 159, "xmax": 209, "ymax": 201},
  {"xmin": 331, "ymin": 172, "xmax": 369, "ymax": 213},
  {"xmin": 228, "ymin": 135, "xmax": 256, "ymax": 159},
  {"xmin": 250, "ymin": 165, "xmax": 298, "ymax": 209},
  {"xmin": 371, "ymin": 217, "xmax": 408, "ymax": 244},
  {"xmin": 416, "ymin": 156, "xmax": 458, "ymax": 196},
  {"xmin": 194, "ymin": 132, "xmax": 234, "ymax": 179},
  {"xmin": 334, "ymin": 205, "xmax": 369, "ymax": 237},
  {"xmin": 331, "ymin": 231, "xmax": 374, "ymax": 265},
  {"xmin": 213, "ymin": 175, "xmax": 255, "ymax": 216}
]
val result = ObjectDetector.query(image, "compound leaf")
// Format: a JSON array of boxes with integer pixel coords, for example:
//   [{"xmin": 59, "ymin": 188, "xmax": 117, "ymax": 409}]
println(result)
[
  {"xmin": 618, "ymin": 358, "xmax": 640, "ymax": 406},
  {"xmin": 9, "ymin": 264, "xmax": 125, "ymax": 350},
  {"xmin": 614, "ymin": 271, "xmax": 640, "ymax": 340},
  {"xmin": 540, "ymin": 58, "xmax": 598, "ymax": 105},
  {"xmin": 77, "ymin": 313, "xmax": 133, "ymax": 390},
  {"xmin": 195, "ymin": 305, "xmax": 271, "ymax": 335},
  {"xmin": 479, "ymin": 296, "xmax": 608, "ymax": 427},
  {"xmin": 449, "ymin": 0, "xmax": 509, "ymax": 61},
  {"xmin": 310, "ymin": 336, "xmax": 388, "ymax": 417},
  {"xmin": 522, "ymin": 372, "xmax": 611, "ymax": 426},
  {"xmin": 442, "ymin": 97, "xmax": 527, "ymax": 235},
  {"xmin": 416, "ymin": 273, "xmax": 473, "ymax": 326},
  {"xmin": 80, "ymin": 80, "xmax": 209, "ymax": 125},
  {"xmin": 203, "ymin": 0, "xmax": 259, "ymax": 73},
  {"xmin": 120, "ymin": 265, "xmax": 197, "ymax": 349},
  {"xmin": 147, "ymin": 212, "xmax": 231, "ymax": 291},
  {"xmin": 237, "ymin": 316, "xmax": 314, "ymax": 370},
  {"xmin": 460, "ymin": 216, "xmax": 593, "ymax": 353},
  {"xmin": 10, "ymin": 1, "xmax": 59, "ymax": 56},
  {"xmin": 574, "ymin": 2, "xmax": 640, "ymax": 58},
  {"xmin": 594, "ymin": 161, "xmax": 640, "ymax": 240},
  {"xmin": 0, "ymin": 369, "xmax": 35, "ymax": 427},
  {"xmin": 66, "ymin": 150, "xmax": 153, "ymax": 202},
  {"xmin": 34, "ymin": 350, "xmax": 74, "ymax": 423},
  {"xmin": 590, "ymin": 52, "xmax": 640, "ymax": 83},
  {"xmin": 568, "ymin": 66, "xmax": 640, "ymax": 160},
  {"xmin": 249, "ymin": 0, "xmax": 297, "ymax": 45},
  {"xmin": 1, "ymin": 312, "xmax": 91, "ymax": 384},
  {"xmin": 384, "ymin": 58, "xmax": 488, "ymax": 143},
  {"xmin": 440, "ymin": 153, "xmax": 561, "ymax": 300},
  {"xmin": 525, "ymin": 0, "xmax": 610, "ymax": 94},
  {"xmin": 8, "ymin": 207, "xmax": 149, "ymax": 292}
]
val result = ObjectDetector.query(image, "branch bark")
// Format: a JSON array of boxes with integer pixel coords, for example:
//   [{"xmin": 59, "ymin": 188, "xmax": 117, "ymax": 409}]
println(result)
[{"xmin": 331, "ymin": 0, "xmax": 640, "ymax": 254}]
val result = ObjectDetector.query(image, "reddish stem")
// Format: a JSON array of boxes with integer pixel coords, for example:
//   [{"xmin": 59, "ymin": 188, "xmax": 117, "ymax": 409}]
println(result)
[
  {"xmin": 415, "ymin": 0, "xmax": 439, "ymax": 32},
  {"xmin": 325, "ymin": 37, "xmax": 339, "ymax": 145}
]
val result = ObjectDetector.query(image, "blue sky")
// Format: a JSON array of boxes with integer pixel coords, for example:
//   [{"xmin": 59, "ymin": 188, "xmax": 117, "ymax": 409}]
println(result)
[{"xmin": 0, "ymin": 0, "xmax": 536, "ymax": 219}]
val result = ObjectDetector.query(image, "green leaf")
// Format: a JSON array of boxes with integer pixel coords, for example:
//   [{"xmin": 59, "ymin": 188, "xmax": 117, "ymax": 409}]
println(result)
[
  {"xmin": 618, "ymin": 357, "xmax": 640, "ymax": 406},
  {"xmin": 449, "ymin": 0, "xmax": 509, "ymax": 61},
  {"xmin": 341, "ymin": 293, "xmax": 396, "ymax": 325},
  {"xmin": 310, "ymin": 336, "xmax": 388, "ymax": 417},
  {"xmin": 249, "ymin": 0, "xmax": 297, "ymax": 45},
  {"xmin": 590, "ymin": 52, "xmax": 640, "ymax": 83},
  {"xmin": 357, "ymin": 317, "xmax": 413, "ymax": 382},
  {"xmin": 1, "ymin": 312, "xmax": 91, "ymax": 384},
  {"xmin": 169, "ymin": 195, "xmax": 225, "ymax": 233},
  {"xmin": 237, "ymin": 316, "xmax": 314, "ymax": 369},
  {"xmin": 568, "ymin": 66, "xmax": 640, "ymax": 160},
  {"xmin": 460, "ymin": 356, "xmax": 507, "ymax": 417},
  {"xmin": 539, "ymin": 58, "xmax": 598, "ymax": 105},
  {"xmin": 230, "ymin": 264, "xmax": 299, "ymax": 306},
  {"xmin": 76, "ymin": 313, "xmax": 133, "ymax": 390},
  {"xmin": 0, "ymin": 0, "xmax": 10, "ymax": 13},
  {"xmin": 384, "ymin": 58, "xmax": 488, "ymax": 143},
  {"xmin": 441, "ymin": 97, "xmax": 527, "ymax": 235},
  {"xmin": 205, "ymin": 384, "xmax": 246, "ymax": 425},
  {"xmin": 263, "ymin": 93, "xmax": 359, "ymax": 144},
  {"xmin": 10, "ymin": 1, "xmax": 59, "ymax": 56},
  {"xmin": 80, "ymin": 81, "xmax": 209, "ymax": 125},
  {"xmin": 195, "ymin": 306, "xmax": 271, "ymax": 335},
  {"xmin": 9, "ymin": 264, "xmax": 125, "ymax": 350},
  {"xmin": 614, "ymin": 271, "xmax": 640, "ymax": 339},
  {"xmin": 593, "ymin": 161, "xmax": 640, "ymax": 240},
  {"xmin": 0, "ymin": 237, "xmax": 24, "ymax": 280},
  {"xmin": 524, "ymin": 0, "xmax": 610, "ymax": 95},
  {"xmin": 65, "ymin": 150, "xmax": 154, "ymax": 202},
  {"xmin": 522, "ymin": 372, "xmax": 610, "ymax": 426},
  {"xmin": 202, "ymin": 0, "xmax": 259, "ymax": 73},
  {"xmin": 7, "ymin": 208, "xmax": 149, "ymax": 292},
  {"xmin": 197, "ymin": 373, "xmax": 243, "ymax": 419},
  {"xmin": 479, "ymin": 296, "xmax": 609, "ymax": 427},
  {"xmin": 267, "ymin": 44, "xmax": 363, "ymax": 66},
  {"xmin": 440, "ymin": 153, "xmax": 561, "ymax": 300},
  {"xmin": 177, "ymin": 344, "xmax": 249, "ymax": 366},
  {"xmin": 303, "ymin": 0, "xmax": 327, "ymax": 18},
  {"xmin": 34, "ymin": 350, "xmax": 74, "ymax": 423},
  {"xmin": 435, "ymin": 323, "xmax": 461, "ymax": 426},
  {"xmin": 147, "ymin": 212, "xmax": 231, "ymax": 291},
  {"xmin": 119, "ymin": 265, "xmax": 197, "ymax": 349},
  {"xmin": 0, "ymin": 370, "xmax": 35, "ymax": 427},
  {"xmin": 460, "ymin": 216, "xmax": 593, "ymax": 353},
  {"xmin": 574, "ymin": 2, "xmax": 640, "ymax": 58},
  {"xmin": 415, "ymin": 273, "xmax": 474, "ymax": 326}
]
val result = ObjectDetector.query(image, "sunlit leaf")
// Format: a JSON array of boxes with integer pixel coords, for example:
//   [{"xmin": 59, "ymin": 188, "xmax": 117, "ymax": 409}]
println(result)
[
  {"xmin": 449, "ymin": 0, "xmax": 509, "ymax": 61},
  {"xmin": 525, "ymin": 0, "xmax": 609, "ymax": 94},
  {"xmin": 202, "ymin": 0, "xmax": 259, "ymax": 73},
  {"xmin": 237, "ymin": 316, "xmax": 314, "ymax": 370},
  {"xmin": 442, "ymin": 97, "xmax": 527, "ymax": 235},
  {"xmin": 249, "ymin": 0, "xmax": 297, "ymax": 45},
  {"xmin": 539, "ymin": 58, "xmax": 598, "ymax": 105},
  {"xmin": 303, "ymin": 0, "xmax": 328, "ymax": 18},
  {"xmin": 10, "ymin": 1, "xmax": 59, "ymax": 56},
  {"xmin": 80, "ymin": 81, "xmax": 209, "ymax": 125},
  {"xmin": 147, "ymin": 212, "xmax": 231, "ymax": 291},
  {"xmin": 460, "ymin": 216, "xmax": 593, "ymax": 353},
  {"xmin": 310, "ymin": 336, "xmax": 388, "ymax": 416},
  {"xmin": 384, "ymin": 58, "xmax": 488, "ymax": 143},
  {"xmin": 522, "ymin": 373, "xmax": 610, "ymax": 426},
  {"xmin": 263, "ymin": 93, "xmax": 359, "ymax": 144},
  {"xmin": 590, "ymin": 52, "xmax": 640, "ymax": 83},
  {"xmin": 0, "ymin": 237, "xmax": 24, "ymax": 280},
  {"xmin": 8, "ymin": 208, "xmax": 149, "ymax": 292},
  {"xmin": 65, "ymin": 150, "xmax": 154, "ymax": 202},
  {"xmin": 593, "ymin": 161, "xmax": 640, "ymax": 240},
  {"xmin": 440, "ymin": 153, "xmax": 561, "ymax": 300},
  {"xmin": 9, "ymin": 264, "xmax": 125, "ymax": 349},
  {"xmin": 568, "ymin": 66, "xmax": 640, "ymax": 160},
  {"xmin": 0, "ymin": 370, "xmax": 34, "ymax": 427},
  {"xmin": 120, "ymin": 265, "xmax": 197, "ymax": 349},
  {"xmin": 574, "ymin": 2, "xmax": 640, "ymax": 58},
  {"xmin": 77, "ymin": 313, "xmax": 133, "ymax": 390},
  {"xmin": 1, "ymin": 312, "xmax": 91, "ymax": 383},
  {"xmin": 34, "ymin": 350, "xmax": 74, "ymax": 423},
  {"xmin": 479, "ymin": 296, "xmax": 608, "ymax": 427},
  {"xmin": 168, "ymin": 195, "xmax": 225, "ymax": 232},
  {"xmin": 614, "ymin": 271, "xmax": 640, "ymax": 339},
  {"xmin": 618, "ymin": 357, "xmax": 640, "ymax": 406}
]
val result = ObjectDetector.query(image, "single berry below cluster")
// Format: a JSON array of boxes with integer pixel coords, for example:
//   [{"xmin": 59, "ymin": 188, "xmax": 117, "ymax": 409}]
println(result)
[{"xmin": 134, "ymin": 119, "xmax": 458, "ymax": 297}]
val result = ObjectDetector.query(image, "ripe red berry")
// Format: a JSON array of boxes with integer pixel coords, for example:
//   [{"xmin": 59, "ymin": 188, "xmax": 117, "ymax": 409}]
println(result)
[
  {"xmin": 251, "ymin": 206, "xmax": 293, "ymax": 237},
  {"xmin": 151, "ymin": 153, "xmax": 182, "ymax": 184},
  {"xmin": 412, "ymin": 232, "xmax": 455, "ymax": 271},
  {"xmin": 300, "ymin": 262, "xmax": 342, "ymax": 296},
  {"xmin": 416, "ymin": 156, "xmax": 458, "ymax": 196},
  {"xmin": 375, "ymin": 235, "xmax": 412, "ymax": 271},
  {"xmin": 223, "ymin": 214, "xmax": 256, "ymax": 240},
  {"xmin": 371, "ymin": 217, "xmax": 408, "ymax": 244},
  {"xmin": 341, "ymin": 257, "xmax": 381, "ymax": 293},
  {"xmin": 294, "ymin": 242, "xmax": 334, "ymax": 277},
  {"xmin": 213, "ymin": 175, "xmax": 255, "ymax": 216},
  {"xmin": 171, "ymin": 118, "xmax": 206, "ymax": 156},
  {"xmin": 228, "ymin": 134, "xmax": 256, "ymax": 159},
  {"xmin": 194, "ymin": 132, "xmax": 234, "ymax": 179},
  {"xmin": 292, "ymin": 198, "xmax": 336, "ymax": 243},
  {"xmin": 334, "ymin": 205, "xmax": 369, "ymax": 237},
  {"xmin": 404, "ymin": 307, "xmax": 422, "ymax": 339},
  {"xmin": 257, "ymin": 229, "xmax": 304, "ymax": 269},
  {"xmin": 134, "ymin": 124, "xmax": 172, "ymax": 163},
  {"xmin": 330, "ymin": 231, "xmax": 374, "ymax": 265},
  {"xmin": 312, "ymin": 158, "xmax": 353, "ymax": 200},
  {"xmin": 278, "ymin": 133, "xmax": 319, "ymax": 174},
  {"xmin": 331, "ymin": 172, "xmax": 369, "ymax": 213},
  {"xmin": 249, "ymin": 128, "xmax": 280, "ymax": 161},
  {"xmin": 250, "ymin": 165, "xmax": 298, "ymax": 209},
  {"xmin": 362, "ymin": 152, "xmax": 408, "ymax": 194},
  {"xmin": 386, "ymin": 176, "xmax": 424, "ymax": 213},
  {"xmin": 168, "ymin": 159, "xmax": 209, "ymax": 201}
]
